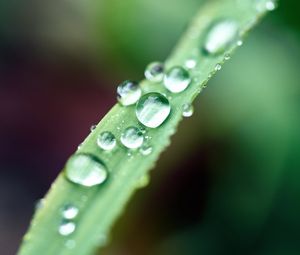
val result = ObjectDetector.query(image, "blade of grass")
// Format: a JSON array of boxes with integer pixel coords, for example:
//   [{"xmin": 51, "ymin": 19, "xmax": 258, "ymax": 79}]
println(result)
[{"xmin": 17, "ymin": 0, "xmax": 275, "ymax": 254}]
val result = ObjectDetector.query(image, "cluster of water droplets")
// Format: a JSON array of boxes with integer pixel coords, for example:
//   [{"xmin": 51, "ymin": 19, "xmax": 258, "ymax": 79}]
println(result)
[
  {"xmin": 58, "ymin": 203, "xmax": 79, "ymax": 249},
  {"xmin": 64, "ymin": 6, "xmax": 278, "ymax": 201}
]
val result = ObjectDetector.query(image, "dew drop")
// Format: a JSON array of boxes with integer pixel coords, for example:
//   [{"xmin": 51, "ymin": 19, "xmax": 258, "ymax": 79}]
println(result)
[
  {"xmin": 77, "ymin": 143, "xmax": 83, "ymax": 150},
  {"xmin": 58, "ymin": 221, "xmax": 76, "ymax": 236},
  {"xmin": 203, "ymin": 19, "xmax": 239, "ymax": 56},
  {"xmin": 224, "ymin": 54, "xmax": 231, "ymax": 60},
  {"xmin": 139, "ymin": 145, "xmax": 153, "ymax": 156},
  {"xmin": 35, "ymin": 198, "xmax": 45, "ymax": 211},
  {"xmin": 237, "ymin": 40, "xmax": 243, "ymax": 46},
  {"xmin": 164, "ymin": 66, "xmax": 191, "ymax": 93},
  {"xmin": 144, "ymin": 62, "xmax": 164, "ymax": 82},
  {"xmin": 182, "ymin": 103, "xmax": 194, "ymax": 117},
  {"xmin": 96, "ymin": 233, "xmax": 109, "ymax": 248},
  {"xmin": 97, "ymin": 131, "xmax": 116, "ymax": 151},
  {"xmin": 256, "ymin": 0, "xmax": 277, "ymax": 12},
  {"xmin": 185, "ymin": 59, "xmax": 197, "ymax": 69},
  {"xmin": 65, "ymin": 153, "xmax": 108, "ymax": 187},
  {"xmin": 117, "ymin": 80, "xmax": 142, "ymax": 106},
  {"xmin": 121, "ymin": 127, "xmax": 144, "ymax": 149},
  {"xmin": 265, "ymin": 0, "xmax": 277, "ymax": 11},
  {"xmin": 215, "ymin": 64, "xmax": 222, "ymax": 71},
  {"xmin": 136, "ymin": 174, "xmax": 150, "ymax": 188},
  {"xmin": 136, "ymin": 92, "xmax": 171, "ymax": 128},
  {"xmin": 90, "ymin": 125, "xmax": 97, "ymax": 132},
  {"xmin": 62, "ymin": 204, "xmax": 79, "ymax": 220}
]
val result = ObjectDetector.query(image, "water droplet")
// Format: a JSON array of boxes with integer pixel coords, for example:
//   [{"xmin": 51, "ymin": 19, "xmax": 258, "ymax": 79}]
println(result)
[
  {"xmin": 215, "ymin": 64, "xmax": 222, "ymax": 71},
  {"xmin": 224, "ymin": 54, "xmax": 231, "ymax": 60},
  {"xmin": 237, "ymin": 40, "xmax": 243, "ymax": 46},
  {"xmin": 256, "ymin": 0, "xmax": 277, "ymax": 12},
  {"xmin": 59, "ymin": 221, "xmax": 76, "ymax": 236},
  {"xmin": 117, "ymin": 80, "xmax": 142, "ymax": 106},
  {"xmin": 164, "ymin": 66, "xmax": 191, "ymax": 93},
  {"xmin": 65, "ymin": 239, "xmax": 76, "ymax": 249},
  {"xmin": 35, "ymin": 198, "xmax": 45, "ymax": 211},
  {"xmin": 136, "ymin": 92, "xmax": 171, "ymax": 128},
  {"xmin": 77, "ymin": 143, "xmax": 83, "ymax": 150},
  {"xmin": 203, "ymin": 19, "xmax": 239, "ymax": 56},
  {"xmin": 139, "ymin": 145, "xmax": 152, "ymax": 156},
  {"xmin": 121, "ymin": 127, "xmax": 144, "ymax": 149},
  {"xmin": 90, "ymin": 125, "xmax": 97, "ymax": 132},
  {"xmin": 185, "ymin": 59, "xmax": 197, "ymax": 69},
  {"xmin": 97, "ymin": 131, "xmax": 116, "ymax": 151},
  {"xmin": 182, "ymin": 103, "xmax": 194, "ymax": 117},
  {"xmin": 136, "ymin": 174, "xmax": 150, "ymax": 188},
  {"xmin": 96, "ymin": 233, "xmax": 109, "ymax": 248},
  {"xmin": 144, "ymin": 62, "xmax": 164, "ymax": 82},
  {"xmin": 65, "ymin": 153, "xmax": 108, "ymax": 187},
  {"xmin": 62, "ymin": 204, "xmax": 79, "ymax": 220},
  {"xmin": 265, "ymin": 0, "xmax": 277, "ymax": 10}
]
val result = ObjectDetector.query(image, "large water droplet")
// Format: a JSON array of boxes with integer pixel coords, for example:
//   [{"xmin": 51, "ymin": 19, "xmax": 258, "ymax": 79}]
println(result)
[
  {"xmin": 144, "ymin": 62, "xmax": 164, "ymax": 82},
  {"xmin": 65, "ymin": 153, "xmax": 108, "ymax": 187},
  {"xmin": 58, "ymin": 221, "xmax": 76, "ymax": 236},
  {"xmin": 121, "ymin": 127, "xmax": 144, "ymax": 149},
  {"xmin": 203, "ymin": 19, "xmax": 239, "ymax": 56},
  {"xmin": 164, "ymin": 66, "xmax": 191, "ymax": 93},
  {"xmin": 97, "ymin": 131, "xmax": 116, "ymax": 151},
  {"xmin": 182, "ymin": 103, "xmax": 194, "ymax": 117},
  {"xmin": 117, "ymin": 80, "xmax": 142, "ymax": 106},
  {"xmin": 62, "ymin": 204, "xmax": 79, "ymax": 220},
  {"xmin": 136, "ymin": 92, "xmax": 171, "ymax": 128}
]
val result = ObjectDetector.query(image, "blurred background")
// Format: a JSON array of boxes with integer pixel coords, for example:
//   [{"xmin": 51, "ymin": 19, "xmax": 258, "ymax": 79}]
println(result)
[{"xmin": 1, "ymin": 0, "xmax": 300, "ymax": 254}]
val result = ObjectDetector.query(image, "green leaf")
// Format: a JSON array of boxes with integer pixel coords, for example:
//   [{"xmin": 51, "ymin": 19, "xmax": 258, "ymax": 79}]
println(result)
[{"xmin": 17, "ymin": 0, "xmax": 274, "ymax": 254}]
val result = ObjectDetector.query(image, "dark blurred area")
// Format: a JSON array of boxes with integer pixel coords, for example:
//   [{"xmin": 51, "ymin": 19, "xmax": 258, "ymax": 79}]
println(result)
[{"xmin": 1, "ymin": 0, "xmax": 300, "ymax": 254}]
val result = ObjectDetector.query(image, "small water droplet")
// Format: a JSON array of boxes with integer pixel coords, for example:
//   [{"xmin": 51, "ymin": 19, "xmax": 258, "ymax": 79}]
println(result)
[
  {"xmin": 164, "ymin": 66, "xmax": 191, "ymax": 93},
  {"xmin": 62, "ymin": 204, "xmax": 79, "ymax": 220},
  {"xmin": 117, "ymin": 80, "xmax": 142, "ymax": 106},
  {"xmin": 35, "ymin": 198, "xmax": 45, "ymax": 211},
  {"xmin": 90, "ymin": 125, "xmax": 97, "ymax": 132},
  {"xmin": 136, "ymin": 174, "xmax": 150, "ymax": 188},
  {"xmin": 144, "ymin": 62, "xmax": 164, "ymax": 82},
  {"xmin": 96, "ymin": 233, "xmax": 109, "ymax": 248},
  {"xmin": 203, "ymin": 19, "xmax": 239, "ymax": 56},
  {"xmin": 139, "ymin": 145, "xmax": 152, "ymax": 156},
  {"xmin": 121, "ymin": 127, "xmax": 144, "ymax": 149},
  {"xmin": 224, "ymin": 54, "xmax": 231, "ymax": 60},
  {"xmin": 265, "ymin": 0, "xmax": 277, "ymax": 11},
  {"xmin": 97, "ymin": 131, "xmax": 116, "ymax": 151},
  {"xmin": 184, "ymin": 59, "xmax": 197, "ymax": 69},
  {"xmin": 215, "ymin": 64, "xmax": 222, "ymax": 71},
  {"xmin": 182, "ymin": 103, "xmax": 194, "ymax": 117},
  {"xmin": 59, "ymin": 221, "xmax": 76, "ymax": 236},
  {"xmin": 65, "ymin": 239, "xmax": 76, "ymax": 249},
  {"xmin": 77, "ymin": 143, "xmax": 83, "ymax": 150},
  {"xmin": 136, "ymin": 92, "xmax": 171, "ymax": 128},
  {"xmin": 256, "ymin": 0, "xmax": 277, "ymax": 12},
  {"xmin": 237, "ymin": 40, "xmax": 243, "ymax": 46},
  {"xmin": 65, "ymin": 153, "xmax": 108, "ymax": 187}
]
